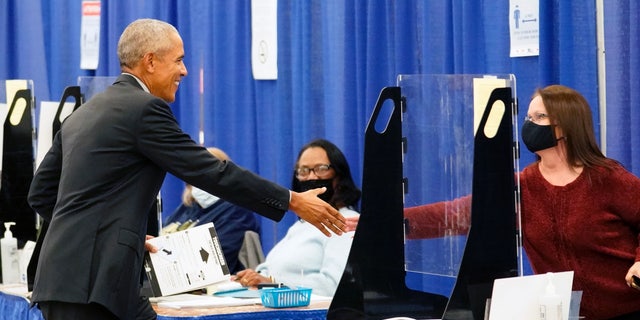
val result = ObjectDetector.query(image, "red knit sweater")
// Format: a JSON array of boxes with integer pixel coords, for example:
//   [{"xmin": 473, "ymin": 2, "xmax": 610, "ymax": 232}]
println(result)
[{"xmin": 521, "ymin": 161, "xmax": 640, "ymax": 319}]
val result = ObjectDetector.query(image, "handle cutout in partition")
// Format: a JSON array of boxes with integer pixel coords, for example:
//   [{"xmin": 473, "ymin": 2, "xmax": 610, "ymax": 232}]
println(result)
[
  {"xmin": 373, "ymin": 98, "xmax": 395, "ymax": 134},
  {"xmin": 8, "ymin": 93, "xmax": 28, "ymax": 126},
  {"xmin": 55, "ymin": 86, "xmax": 82, "ymax": 122},
  {"xmin": 57, "ymin": 103, "xmax": 76, "ymax": 123},
  {"xmin": 482, "ymin": 99, "xmax": 505, "ymax": 139},
  {"xmin": 52, "ymin": 86, "xmax": 82, "ymax": 138}
]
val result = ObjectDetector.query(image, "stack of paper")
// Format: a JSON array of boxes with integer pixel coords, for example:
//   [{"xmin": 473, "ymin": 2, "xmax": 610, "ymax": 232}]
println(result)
[{"xmin": 151, "ymin": 293, "xmax": 262, "ymax": 309}]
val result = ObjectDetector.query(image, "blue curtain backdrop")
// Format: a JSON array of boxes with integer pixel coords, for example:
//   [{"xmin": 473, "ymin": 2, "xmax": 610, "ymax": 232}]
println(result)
[
  {"xmin": 0, "ymin": 0, "xmax": 635, "ymax": 255},
  {"xmin": 604, "ymin": 2, "xmax": 640, "ymax": 173}
]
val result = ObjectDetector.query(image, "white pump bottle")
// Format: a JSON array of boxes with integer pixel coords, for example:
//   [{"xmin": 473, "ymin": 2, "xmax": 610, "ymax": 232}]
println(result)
[
  {"xmin": 1, "ymin": 222, "xmax": 20, "ymax": 284},
  {"xmin": 539, "ymin": 272, "xmax": 563, "ymax": 320}
]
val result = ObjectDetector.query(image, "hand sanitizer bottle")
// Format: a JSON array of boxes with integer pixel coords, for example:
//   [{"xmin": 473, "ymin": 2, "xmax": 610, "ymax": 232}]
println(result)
[
  {"xmin": 539, "ymin": 272, "xmax": 562, "ymax": 320},
  {"xmin": 1, "ymin": 222, "xmax": 20, "ymax": 284}
]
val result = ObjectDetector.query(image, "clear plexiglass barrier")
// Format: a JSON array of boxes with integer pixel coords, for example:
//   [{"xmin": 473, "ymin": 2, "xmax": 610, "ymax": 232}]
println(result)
[
  {"xmin": 399, "ymin": 74, "xmax": 521, "ymax": 297},
  {"xmin": 77, "ymin": 76, "xmax": 118, "ymax": 101}
]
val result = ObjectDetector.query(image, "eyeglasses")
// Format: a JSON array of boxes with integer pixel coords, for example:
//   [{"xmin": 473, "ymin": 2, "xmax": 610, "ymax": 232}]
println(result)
[
  {"xmin": 524, "ymin": 113, "xmax": 549, "ymax": 123},
  {"xmin": 295, "ymin": 164, "xmax": 332, "ymax": 178}
]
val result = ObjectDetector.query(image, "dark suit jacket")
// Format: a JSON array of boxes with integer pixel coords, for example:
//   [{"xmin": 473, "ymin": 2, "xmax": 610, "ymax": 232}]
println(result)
[{"xmin": 27, "ymin": 74, "xmax": 289, "ymax": 319}]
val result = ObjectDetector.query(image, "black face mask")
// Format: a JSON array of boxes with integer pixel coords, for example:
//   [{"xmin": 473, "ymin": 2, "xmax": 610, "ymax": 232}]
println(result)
[
  {"xmin": 521, "ymin": 120, "xmax": 558, "ymax": 153},
  {"xmin": 296, "ymin": 179, "xmax": 335, "ymax": 203}
]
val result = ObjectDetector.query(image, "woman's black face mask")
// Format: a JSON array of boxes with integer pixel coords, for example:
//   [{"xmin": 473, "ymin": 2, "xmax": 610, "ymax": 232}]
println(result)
[
  {"xmin": 521, "ymin": 120, "xmax": 558, "ymax": 153},
  {"xmin": 296, "ymin": 179, "xmax": 334, "ymax": 203}
]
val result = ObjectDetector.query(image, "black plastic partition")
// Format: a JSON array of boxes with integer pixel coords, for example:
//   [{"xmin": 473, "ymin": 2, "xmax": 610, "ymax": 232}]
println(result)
[
  {"xmin": 329, "ymin": 74, "xmax": 520, "ymax": 319},
  {"xmin": 1, "ymin": 85, "xmax": 37, "ymax": 245},
  {"xmin": 328, "ymin": 86, "xmax": 448, "ymax": 320}
]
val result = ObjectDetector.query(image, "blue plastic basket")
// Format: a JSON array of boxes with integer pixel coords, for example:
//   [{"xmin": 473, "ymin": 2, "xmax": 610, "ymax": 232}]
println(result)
[{"xmin": 260, "ymin": 287, "xmax": 312, "ymax": 308}]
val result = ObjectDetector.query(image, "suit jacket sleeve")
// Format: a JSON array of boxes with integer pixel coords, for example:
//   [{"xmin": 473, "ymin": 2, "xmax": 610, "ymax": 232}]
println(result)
[
  {"xmin": 135, "ymin": 97, "xmax": 289, "ymax": 221},
  {"xmin": 28, "ymin": 131, "xmax": 63, "ymax": 222}
]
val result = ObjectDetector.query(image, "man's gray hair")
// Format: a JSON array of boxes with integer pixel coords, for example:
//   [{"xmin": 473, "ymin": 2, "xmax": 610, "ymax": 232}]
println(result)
[{"xmin": 117, "ymin": 19, "xmax": 179, "ymax": 69}]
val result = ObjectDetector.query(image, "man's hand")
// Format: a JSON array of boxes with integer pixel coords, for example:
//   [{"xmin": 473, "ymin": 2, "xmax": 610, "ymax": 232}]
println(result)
[
  {"xmin": 289, "ymin": 187, "xmax": 346, "ymax": 237},
  {"xmin": 144, "ymin": 235, "xmax": 158, "ymax": 253}
]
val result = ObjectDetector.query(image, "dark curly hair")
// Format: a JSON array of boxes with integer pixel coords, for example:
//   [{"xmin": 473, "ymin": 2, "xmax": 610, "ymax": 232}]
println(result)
[{"xmin": 291, "ymin": 139, "xmax": 361, "ymax": 210}]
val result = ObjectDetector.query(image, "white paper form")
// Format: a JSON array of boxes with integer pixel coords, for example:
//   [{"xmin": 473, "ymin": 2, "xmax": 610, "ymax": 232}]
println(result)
[
  {"xmin": 489, "ymin": 271, "xmax": 574, "ymax": 320},
  {"xmin": 145, "ymin": 223, "xmax": 230, "ymax": 297},
  {"xmin": 151, "ymin": 293, "xmax": 262, "ymax": 309}
]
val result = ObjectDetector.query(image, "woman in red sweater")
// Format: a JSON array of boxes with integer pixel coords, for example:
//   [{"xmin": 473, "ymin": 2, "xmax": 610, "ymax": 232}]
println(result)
[{"xmin": 400, "ymin": 85, "xmax": 640, "ymax": 319}]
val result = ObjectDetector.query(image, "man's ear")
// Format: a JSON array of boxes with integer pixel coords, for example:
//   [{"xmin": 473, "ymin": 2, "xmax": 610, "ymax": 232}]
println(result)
[{"xmin": 142, "ymin": 52, "xmax": 155, "ymax": 72}]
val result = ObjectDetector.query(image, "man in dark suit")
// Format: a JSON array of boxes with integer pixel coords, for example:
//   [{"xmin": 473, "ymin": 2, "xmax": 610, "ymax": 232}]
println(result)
[{"xmin": 27, "ymin": 18, "xmax": 345, "ymax": 320}]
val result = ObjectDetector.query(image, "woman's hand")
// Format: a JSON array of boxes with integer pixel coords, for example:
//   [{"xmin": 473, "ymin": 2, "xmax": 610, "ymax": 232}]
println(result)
[
  {"xmin": 624, "ymin": 261, "xmax": 640, "ymax": 289},
  {"xmin": 233, "ymin": 269, "xmax": 271, "ymax": 287},
  {"xmin": 345, "ymin": 216, "xmax": 359, "ymax": 232}
]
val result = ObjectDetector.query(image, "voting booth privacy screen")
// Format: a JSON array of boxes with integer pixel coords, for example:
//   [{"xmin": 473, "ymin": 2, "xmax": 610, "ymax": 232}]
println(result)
[
  {"xmin": 1, "ymin": 80, "xmax": 37, "ymax": 246},
  {"xmin": 330, "ymin": 74, "xmax": 519, "ymax": 319}
]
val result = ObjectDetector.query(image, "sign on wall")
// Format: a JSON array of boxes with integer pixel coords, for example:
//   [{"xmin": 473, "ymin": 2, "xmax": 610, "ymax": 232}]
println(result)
[
  {"xmin": 80, "ymin": 1, "xmax": 101, "ymax": 70},
  {"xmin": 509, "ymin": 0, "xmax": 539, "ymax": 57}
]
